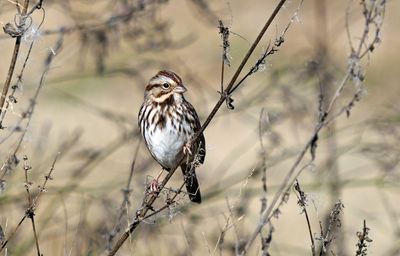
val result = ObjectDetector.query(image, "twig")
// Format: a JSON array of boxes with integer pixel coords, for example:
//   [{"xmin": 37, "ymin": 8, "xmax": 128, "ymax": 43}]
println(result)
[
  {"xmin": 180, "ymin": 220, "xmax": 193, "ymax": 256},
  {"xmin": 193, "ymin": 0, "xmax": 289, "ymax": 140},
  {"xmin": 318, "ymin": 200, "xmax": 344, "ymax": 256},
  {"xmin": 22, "ymin": 155, "xmax": 41, "ymax": 256},
  {"xmin": 0, "ymin": 31, "xmax": 64, "ymax": 183},
  {"xmin": 229, "ymin": 0, "xmax": 304, "ymax": 94},
  {"xmin": 0, "ymin": 0, "xmax": 30, "ymax": 119},
  {"xmin": 106, "ymin": 139, "xmax": 141, "ymax": 249},
  {"xmin": 294, "ymin": 180, "xmax": 316, "ymax": 256},
  {"xmin": 355, "ymin": 219, "xmax": 372, "ymax": 256},
  {"xmin": 218, "ymin": 19, "xmax": 230, "ymax": 93},
  {"xmin": 0, "ymin": 1, "xmax": 169, "ymax": 40},
  {"xmin": 0, "ymin": 152, "xmax": 60, "ymax": 252},
  {"xmin": 258, "ymin": 108, "xmax": 273, "ymax": 256},
  {"xmin": 0, "ymin": 4, "xmax": 46, "ymax": 130},
  {"xmin": 259, "ymin": 108, "xmax": 268, "ymax": 214},
  {"xmin": 211, "ymin": 198, "xmax": 243, "ymax": 256}
]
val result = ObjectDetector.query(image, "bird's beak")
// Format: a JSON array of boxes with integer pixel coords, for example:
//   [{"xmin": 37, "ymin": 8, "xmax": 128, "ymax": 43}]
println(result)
[{"xmin": 174, "ymin": 84, "xmax": 187, "ymax": 93}]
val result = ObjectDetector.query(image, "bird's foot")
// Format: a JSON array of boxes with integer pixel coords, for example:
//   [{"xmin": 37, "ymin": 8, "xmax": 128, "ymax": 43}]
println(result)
[
  {"xmin": 148, "ymin": 178, "xmax": 160, "ymax": 193},
  {"xmin": 183, "ymin": 142, "xmax": 192, "ymax": 156}
]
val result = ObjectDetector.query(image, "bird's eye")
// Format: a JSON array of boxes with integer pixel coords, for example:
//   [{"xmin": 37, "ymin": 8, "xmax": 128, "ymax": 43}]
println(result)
[{"xmin": 162, "ymin": 83, "xmax": 170, "ymax": 89}]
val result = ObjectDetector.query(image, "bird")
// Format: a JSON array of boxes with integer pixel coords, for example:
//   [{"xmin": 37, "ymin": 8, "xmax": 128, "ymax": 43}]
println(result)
[{"xmin": 138, "ymin": 70, "xmax": 206, "ymax": 203}]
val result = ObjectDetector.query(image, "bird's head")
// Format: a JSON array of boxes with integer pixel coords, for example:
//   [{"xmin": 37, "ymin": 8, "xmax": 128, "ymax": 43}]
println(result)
[{"xmin": 145, "ymin": 70, "xmax": 187, "ymax": 103}]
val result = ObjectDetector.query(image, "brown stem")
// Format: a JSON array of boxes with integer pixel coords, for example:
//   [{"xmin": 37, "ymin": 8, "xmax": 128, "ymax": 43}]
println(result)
[
  {"xmin": 294, "ymin": 180, "xmax": 316, "ymax": 256},
  {"xmin": 0, "ymin": 0, "xmax": 30, "ymax": 119},
  {"xmin": 193, "ymin": 0, "xmax": 288, "ymax": 142},
  {"xmin": 30, "ymin": 215, "xmax": 41, "ymax": 256},
  {"xmin": 0, "ymin": 152, "xmax": 59, "ymax": 253}
]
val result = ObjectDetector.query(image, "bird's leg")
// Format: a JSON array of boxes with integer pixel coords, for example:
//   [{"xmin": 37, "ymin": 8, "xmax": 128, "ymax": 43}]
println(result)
[
  {"xmin": 149, "ymin": 169, "xmax": 164, "ymax": 193},
  {"xmin": 183, "ymin": 140, "xmax": 192, "ymax": 156}
]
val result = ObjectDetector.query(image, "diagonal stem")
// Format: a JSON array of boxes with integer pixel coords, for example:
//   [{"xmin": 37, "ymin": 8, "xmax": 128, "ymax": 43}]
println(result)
[
  {"xmin": 192, "ymin": 0, "xmax": 288, "ymax": 142},
  {"xmin": 0, "ymin": 0, "xmax": 30, "ymax": 120}
]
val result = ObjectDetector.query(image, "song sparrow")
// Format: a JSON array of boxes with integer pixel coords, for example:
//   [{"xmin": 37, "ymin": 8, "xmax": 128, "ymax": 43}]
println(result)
[{"xmin": 138, "ymin": 70, "xmax": 206, "ymax": 203}]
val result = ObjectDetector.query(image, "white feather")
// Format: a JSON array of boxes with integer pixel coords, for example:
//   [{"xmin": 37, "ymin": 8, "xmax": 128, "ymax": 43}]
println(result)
[{"xmin": 145, "ymin": 116, "xmax": 186, "ymax": 169}]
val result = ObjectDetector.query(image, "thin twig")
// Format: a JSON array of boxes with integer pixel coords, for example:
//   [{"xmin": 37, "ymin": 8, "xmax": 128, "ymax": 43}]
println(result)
[
  {"xmin": 218, "ymin": 19, "xmax": 230, "ymax": 93},
  {"xmin": 318, "ymin": 200, "xmax": 344, "ymax": 255},
  {"xmin": 0, "ymin": 32, "xmax": 64, "ymax": 182},
  {"xmin": 193, "ymin": 0, "xmax": 289, "ymax": 140},
  {"xmin": 0, "ymin": 152, "xmax": 60, "ymax": 252},
  {"xmin": 0, "ymin": 6, "xmax": 46, "ymax": 129},
  {"xmin": 22, "ymin": 155, "xmax": 41, "ymax": 256},
  {"xmin": 258, "ymin": 108, "xmax": 273, "ymax": 256},
  {"xmin": 355, "ymin": 219, "xmax": 372, "ymax": 256},
  {"xmin": 294, "ymin": 180, "xmax": 316, "ymax": 256},
  {"xmin": 106, "ymin": 139, "xmax": 141, "ymax": 249},
  {"xmin": 0, "ymin": 0, "xmax": 30, "ymax": 119}
]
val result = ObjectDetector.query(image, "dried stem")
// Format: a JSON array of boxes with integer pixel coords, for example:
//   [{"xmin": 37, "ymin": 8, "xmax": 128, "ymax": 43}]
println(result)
[
  {"xmin": 0, "ymin": 0, "xmax": 30, "ymax": 119},
  {"xmin": 0, "ymin": 3, "xmax": 45, "ymax": 129},
  {"xmin": 106, "ymin": 139, "xmax": 141, "ymax": 249},
  {"xmin": 318, "ymin": 201, "xmax": 344, "ymax": 255},
  {"xmin": 355, "ymin": 219, "xmax": 372, "ymax": 256},
  {"xmin": 0, "ymin": 152, "xmax": 60, "ymax": 252},
  {"xmin": 0, "ymin": 32, "xmax": 64, "ymax": 182},
  {"xmin": 22, "ymin": 156, "xmax": 41, "ymax": 256},
  {"xmin": 294, "ymin": 180, "xmax": 316, "ymax": 256}
]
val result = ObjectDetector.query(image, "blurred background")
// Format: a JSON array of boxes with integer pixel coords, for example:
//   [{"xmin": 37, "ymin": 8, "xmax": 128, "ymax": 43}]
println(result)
[{"xmin": 0, "ymin": 0, "xmax": 399, "ymax": 255}]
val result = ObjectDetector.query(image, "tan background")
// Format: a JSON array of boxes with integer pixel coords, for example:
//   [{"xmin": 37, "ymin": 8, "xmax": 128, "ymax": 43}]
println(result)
[{"xmin": 0, "ymin": 0, "xmax": 399, "ymax": 255}]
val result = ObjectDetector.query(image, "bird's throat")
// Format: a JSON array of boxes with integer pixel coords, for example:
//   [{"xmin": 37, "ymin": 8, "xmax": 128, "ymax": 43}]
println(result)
[{"xmin": 151, "ymin": 93, "xmax": 180, "ymax": 106}]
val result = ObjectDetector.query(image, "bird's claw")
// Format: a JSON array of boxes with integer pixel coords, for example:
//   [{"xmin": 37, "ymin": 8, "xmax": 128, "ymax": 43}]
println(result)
[
  {"xmin": 183, "ymin": 142, "xmax": 192, "ymax": 156},
  {"xmin": 149, "ymin": 179, "xmax": 159, "ymax": 193}
]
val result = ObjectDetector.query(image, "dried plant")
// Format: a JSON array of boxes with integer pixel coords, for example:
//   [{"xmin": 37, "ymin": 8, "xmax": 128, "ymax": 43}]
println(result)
[{"xmin": 355, "ymin": 220, "xmax": 372, "ymax": 256}]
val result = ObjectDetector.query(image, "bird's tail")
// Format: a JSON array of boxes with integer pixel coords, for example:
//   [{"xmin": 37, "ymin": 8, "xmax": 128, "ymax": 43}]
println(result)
[{"xmin": 181, "ymin": 163, "xmax": 201, "ymax": 204}]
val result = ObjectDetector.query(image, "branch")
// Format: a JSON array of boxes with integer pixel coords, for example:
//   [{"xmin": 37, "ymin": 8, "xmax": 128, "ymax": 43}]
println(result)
[
  {"xmin": 0, "ymin": 152, "xmax": 60, "ymax": 252},
  {"xmin": 0, "ymin": 31, "xmax": 64, "ymax": 183},
  {"xmin": 107, "ymin": 0, "xmax": 289, "ymax": 255},
  {"xmin": 294, "ymin": 180, "xmax": 316, "ymax": 256},
  {"xmin": 0, "ymin": 0, "xmax": 31, "ymax": 120}
]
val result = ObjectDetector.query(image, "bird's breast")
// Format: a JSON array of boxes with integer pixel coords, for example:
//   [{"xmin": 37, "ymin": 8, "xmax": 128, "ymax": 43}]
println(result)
[{"xmin": 145, "ymin": 119, "xmax": 188, "ymax": 169}]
